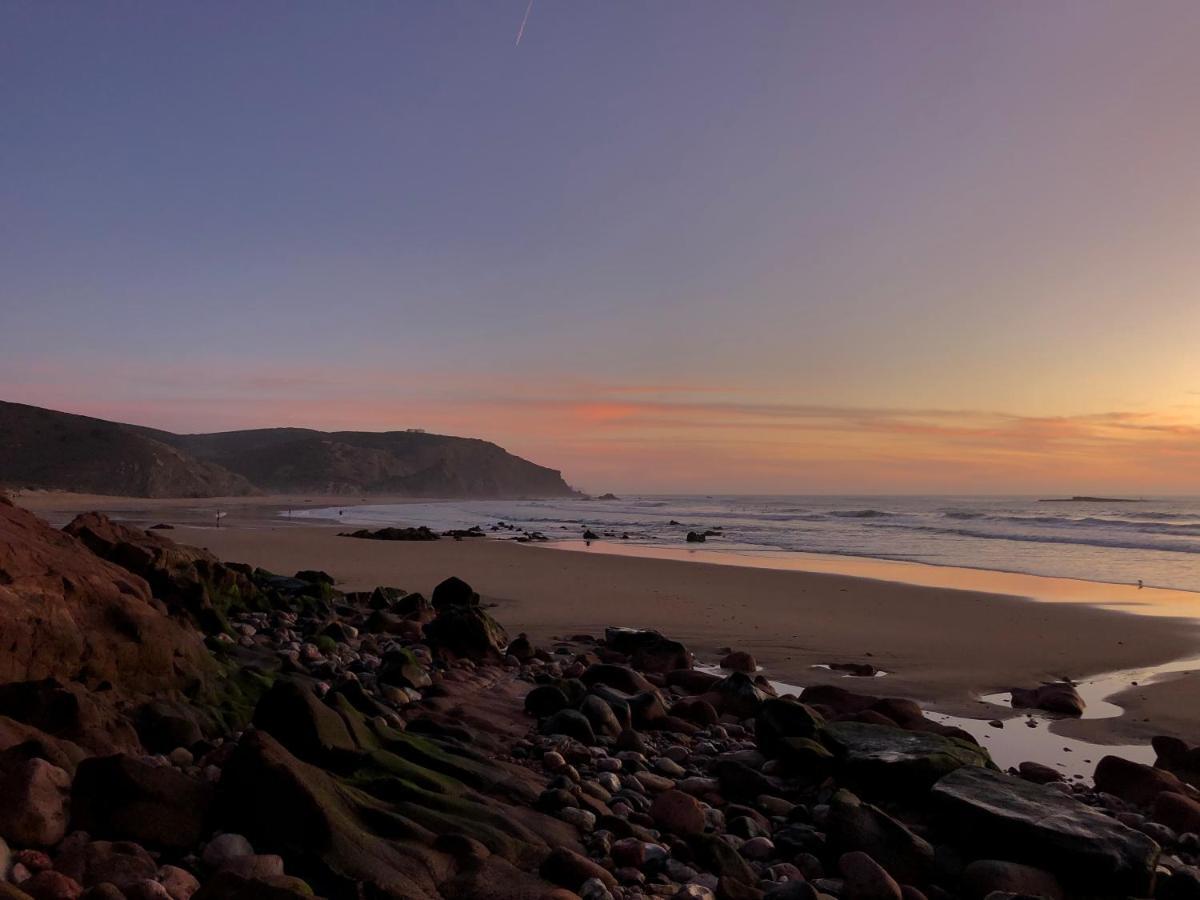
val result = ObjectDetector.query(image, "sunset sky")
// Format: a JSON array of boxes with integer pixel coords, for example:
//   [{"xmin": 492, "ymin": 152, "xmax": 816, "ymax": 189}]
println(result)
[{"xmin": 3, "ymin": 3, "xmax": 1200, "ymax": 493}]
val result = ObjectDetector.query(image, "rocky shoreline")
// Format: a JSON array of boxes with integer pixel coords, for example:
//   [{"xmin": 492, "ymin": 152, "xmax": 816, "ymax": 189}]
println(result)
[{"xmin": 1, "ymin": 495, "xmax": 1199, "ymax": 899}]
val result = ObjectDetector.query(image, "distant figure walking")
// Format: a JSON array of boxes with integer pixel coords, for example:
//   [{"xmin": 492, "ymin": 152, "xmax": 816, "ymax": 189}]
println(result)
[{"xmin": 1137, "ymin": 579, "xmax": 1144, "ymax": 589}]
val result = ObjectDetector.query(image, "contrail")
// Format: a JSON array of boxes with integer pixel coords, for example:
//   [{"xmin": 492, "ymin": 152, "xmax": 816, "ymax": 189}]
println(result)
[{"xmin": 515, "ymin": 0, "xmax": 534, "ymax": 46}]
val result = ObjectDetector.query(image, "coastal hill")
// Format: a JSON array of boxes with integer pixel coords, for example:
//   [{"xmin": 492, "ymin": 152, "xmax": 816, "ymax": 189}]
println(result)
[{"xmin": 0, "ymin": 400, "xmax": 576, "ymax": 498}]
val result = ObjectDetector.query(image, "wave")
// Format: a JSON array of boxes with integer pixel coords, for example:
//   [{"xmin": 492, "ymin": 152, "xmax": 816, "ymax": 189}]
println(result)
[
  {"xmin": 831, "ymin": 509, "xmax": 892, "ymax": 518},
  {"xmin": 867, "ymin": 521, "xmax": 1200, "ymax": 555}
]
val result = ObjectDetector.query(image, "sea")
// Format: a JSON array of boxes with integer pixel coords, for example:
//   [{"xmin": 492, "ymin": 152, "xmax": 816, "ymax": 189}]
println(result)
[{"xmin": 290, "ymin": 494, "xmax": 1200, "ymax": 593}]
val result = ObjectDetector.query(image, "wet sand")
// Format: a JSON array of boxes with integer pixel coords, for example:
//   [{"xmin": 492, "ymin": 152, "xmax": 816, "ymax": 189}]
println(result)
[{"xmin": 19, "ymin": 491, "xmax": 1200, "ymax": 743}]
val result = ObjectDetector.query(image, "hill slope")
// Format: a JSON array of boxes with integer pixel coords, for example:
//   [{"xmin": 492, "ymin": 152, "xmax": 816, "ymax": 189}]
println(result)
[{"xmin": 0, "ymin": 401, "xmax": 576, "ymax": 498}]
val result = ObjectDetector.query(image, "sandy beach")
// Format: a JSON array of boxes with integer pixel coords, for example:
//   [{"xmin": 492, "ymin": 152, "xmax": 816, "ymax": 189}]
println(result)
[{"xmin": 20, "ymin": 492, "xmax": 1200, "ymax": 744}]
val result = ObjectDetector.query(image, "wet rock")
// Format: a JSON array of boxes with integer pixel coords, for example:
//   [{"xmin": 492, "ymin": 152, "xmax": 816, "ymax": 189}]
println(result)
[
  {"xmin": 424, "ymin": 605, "xmax": 509, "ymax": 663},
  {"xmin": 707, "ymin": 672, "xmax": 769, "ymax": 719},
  {"xmin": 721, "ymin": 652, "xmax": 757, "ymax": 673},
  {"xmin": 378, "ymin": 648, "xmax": 433, "ymax": 690},
  {"xmin": 961, "ymin": 860, "xmax": 1063, "ymax": 900},
  {"xmin": 431, "ymin": 576, "xmax": 479, "ymax": 610},
  {"xmin": 1095, "ymin": 754, "xmax": 1195, "ymax": 806},
  {"xmin": 582, "ymin": 664, "xmax": 656, "ymax": 695},
  {"xmin": 931, "ymin": 765, "xmax": 1159, "ymax": 895},
  {"xmin": 756, "ymin": 698, "xmax": 827, "ymax": 763},
  {"xmin": 651, "ymin": 790, "xmax": 707, "ymax": 836},
  {"xmin": 821, "ymin": 721, "xmax": 990, "ymax": 791},
  {"xmin": 579, "ymin": 696, "xmax": 623, "ymax": 738},
  {"xmin": 604, "ymin": 628, "xmax": 692, "ymax": 673},
  {"xmin": 1009, "ymin": 684, "xmax": 1084, "ymax": 717},
  {"xmin": 0, "ymin": 758, "xmax": 71, "ymax": 846},
  {"xmin": 1016, "ymin": 761, "xmax": 1062, "ymax": 785}
]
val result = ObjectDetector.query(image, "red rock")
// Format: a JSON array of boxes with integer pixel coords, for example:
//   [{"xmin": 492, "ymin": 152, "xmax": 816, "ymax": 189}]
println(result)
[
  {"xmin": 840, "ymin": 851, "xmax": 902, "ymax": 900},
  {"xmin": 720, "ymin": 652, "xmax": 758, "ymax": 673},
  {"xmin": 539, "ymin": 847, "xmax": 618, "ymax": 890},
  {"xmin": 19, "ymin": 871, "xmax": 82, "ymax": 900},
  {"xmin": 0, "ymin": 758, "xmax": 71, "ymax": 846},
  {"xmin": 650, "ymin": 790, "xmax": 707, "ymax": 836},
  {"xmin": 1094, "ymin": 755, "xmax": 1194, "ymax": 806}
]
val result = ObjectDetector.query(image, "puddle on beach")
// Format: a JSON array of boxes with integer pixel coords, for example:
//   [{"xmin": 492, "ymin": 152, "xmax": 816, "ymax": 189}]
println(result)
[{"xmin": 700, "ymin": 658, "xmax": 1200, "ymax": 780}]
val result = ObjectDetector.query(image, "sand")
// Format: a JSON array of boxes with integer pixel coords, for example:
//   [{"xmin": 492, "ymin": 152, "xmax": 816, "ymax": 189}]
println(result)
[{"xmin": 19, "ymin": 491, "xmax": 1200, "ymax": 743}]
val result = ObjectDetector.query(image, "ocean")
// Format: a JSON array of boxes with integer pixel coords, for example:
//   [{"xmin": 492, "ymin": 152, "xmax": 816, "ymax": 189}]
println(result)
[{"xmin": 291, "ymin": 494, "xmax": 1200, "ymax": 593}]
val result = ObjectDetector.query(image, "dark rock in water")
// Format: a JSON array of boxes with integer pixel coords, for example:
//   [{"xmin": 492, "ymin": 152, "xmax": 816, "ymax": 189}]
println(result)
[
  {"xmin": 1016, "ymin": 761, "xmax": 1063, "ymax": 785},
  {"xmin": 540, "ymin": 709, "xmax": 596, "ymax": 745},
  {"xmin": 720, "ymin": 651, "xmax": 757, "ymax": 672},
  {"xmin": 597, "ymin": 493, "xmax": 619, "ymax": 500},
  {"xmin": 431, "ymin": 575, "xmax": 479, "ymax": 610},
  {"xmin": 71, "ymin": 754, "xmax": 214, "ymax": 849},
  {"xmin": 604, "ymin": 627, "xmax": 692, "ymax": 673},
  {"xmin": 830, "ymin": 662, "xmax": 879, "ymax": 677},
  {"xmin": 148, "ymin": 522, "xmax": 174, "ymax": 530},
  {"xmin": 425, "ymin": 604, "xmax": 509, "ymax": 662},
  {"xmin": 821, "ymin": 721, "xmax": 991, "ymax": 791},
  {"xmin": 686, "ymin": 531, "xmax": 706, "ymax": 543},
  {"xmin": 341, "ymin": 525, "xmax": 440, "ymax": 541},
  {"xmin": 1009, "ymin": 683, "xmax": 1084, "ymax": 717},
  {"xmin": 826, "ymin": 789, "xmax": 933, "ymax": 886},
  {"xmin": 931, "ymin": 765, "xmax": 1160, "ymax": 896},
  {"xmin": 1094, "ymin": 754, "xmax": 1196, "ymax": 806},
  {"xmin": 524, "ymin": 685, "xmax": 570, "ymax": 718},
  {"xmin": 583, "ymin": 529, "xmax": 600, "ymax": 540}
]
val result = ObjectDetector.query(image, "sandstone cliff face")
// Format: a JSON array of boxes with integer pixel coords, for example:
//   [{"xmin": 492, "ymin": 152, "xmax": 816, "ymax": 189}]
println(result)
[{"xmin": 0, "ymin": 496, "xmax": 213, "ymax": 693}]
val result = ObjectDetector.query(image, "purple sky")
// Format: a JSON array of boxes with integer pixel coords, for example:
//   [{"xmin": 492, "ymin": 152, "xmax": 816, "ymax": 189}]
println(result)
[{"xmin": 3, "ymin": 2, "xmax": 1200, "ymax": 492}]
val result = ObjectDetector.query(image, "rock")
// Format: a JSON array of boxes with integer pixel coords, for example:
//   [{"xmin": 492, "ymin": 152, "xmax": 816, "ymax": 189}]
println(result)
[
  {"xmin": 249, "ymin": 679, "xmax": 357, "ymax": 766},
  {"xmin": 19, "ymin": 871, "xmax": 82, "ymax": 900},
  {"xmin": 721, "ymin": 652, "xmax": 757, "ymax": 672},
  {"xmin": 1095, "ymin": 754, "xmax": 1194, "ymax": 806},
  {"xmin": 821, "ymin": 721, "xmax": 990, "ymax": 790},
  {"xmin": 579, "ymin": 696, "xmax": 622, "ymax": 738},
  {"xmin": 157, "ymin": 866, "xmax": 200, "ymax": 900},
  {"xmin": 134, "ymin": 702, "xmax": 204, "ymax": 755},
  {"xmin": 582, "ymin": 664, "xmax": 656, "ymax": 695},
  {"xmin": 686, "ymin": 531, "xmax": 706, "ymax": 543},
  {"xmin": 1009, "ymin": 684, "xmax": 1084, "ymax": 717},
  {"xmin": 839, "ymin": 851, "xmax": 902, "ymax": 900},
  {"xmin": 343, "ymin": 526, "xmax": 439, "ymax": 542},
  {"xmin": 604, "ymin": 628, "xmax": 692, "ymax": 673},
  {"xmin": 377, "ymin": 649, "xmax": 433, "ymax": 691},
  {"xmin": 201, "ymin": 833, "xmax": 253, "ymax": 869},
  {"xmin": 1016, "ymin": 761, "xmax": 1062, "ymax": 785},
  {"xmin": 1154, "ymin": 792, "xmax": 1200, "ymax": 835},
  {"xmin": 826, "ymin": 790, "xmax": 933, "ymax": 885},
  {"xmin": 756, "ymin": 698, "xmax": 827, "ymax": 762},
  {"xmin": 961, "ymin": 860, "xmax": 1063, "ymax": 900},
  {"xmin": 690, "ymin": 833, "xmax": 757, "ymax": 886},
  {"xmin": 650, "ymin": 790, "xmax": 707, "ymax": 836},
  {"xmin": 707, "ymin": 672, "xmax": 769, "ymax": 719},
  {"xmin": 71, "ymin": 755, "xmax": 214, "ymax": 849},
  {"xmin": 541, "ymin": 710, "xmax": 596, "ymax": 745},
  {"xmin": 540, "ymin": 847, "xmax": 618, "ymax": 891},
  {"xmin": 424, "ymin": 605, "xmax": 509, "ymax": 663},
  {"xmin": 218, "ymin": 855, "xmax": 284, "ymax": 880},
  {"xmin": 431, "ymin": 576, "xmax": 479, "ymax": 610},
  {"xmin": 0, "ymin": 758, "xmax": 71, "ymax": 846},
  {"xmin": 525, "ymin": 686, "xmax": 570, "ymax": 718},
  {"xmin": 931, "ymin": 765, "xmax": 1159, "ymax": 895},
  {"xmin": 0, "ymin": 504, "xmax": 214, "ymax": 696},
  {"xmin": 55, "ymin": 840, "xmax": 157, "ymax": 891}
]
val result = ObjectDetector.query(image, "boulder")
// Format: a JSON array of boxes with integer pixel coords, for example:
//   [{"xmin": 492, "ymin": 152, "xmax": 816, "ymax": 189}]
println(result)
[
  {"xmin": 839, "ymin": 851, "xmax": 902, "ymax": 900},
  {"xmin": 721, "ymin": 652, "xmax": 757, "ymax": 673},
  {"xmin": 71, "ymin": 755, "xmax": 214, "ymax": 849},
  {"xmin": 821, "ymin": 721, "xmax": 990, "ymax": 790},
  {"xmin": 705, "ymin": 672, "xmax": 770, "ymax": 719},
  {"xmin": 0, "ymin": 501, "xmax": 213, "ymax": 695},
  {"xmin": 756, "ymin": 698, "xmax": 825, "ymax": 761},
  {"xmin": 650, "ymin": 790, "xmax": 707, "ymax": 837},
  {"xmin": 603, "ymin": 628, "xmax": 692, "ymax": 673},
  {"xmin": 961, "ymin": 860, "xmax": 1063, "ymax": 900},
  {"xmin": 1153, "ymin": 792, "xmax": 1200, "ymax": 835},
  {"xmin": 424, "ymin": 606, "xmax": 509, "ymax": 663},
  {"xmin": 431, "ymin": 576, "xmax": 479, "ymax": 611},
  {"xmin": 1009, "ymin": 684, "xmax": 1084, "ymax": 717},
  {"xmin": 0, "ymin": 758, "xmax": 71, "ymax": 846},
  {"xmin": 826, "ymin": 790, "xmax": 933, "ymax": 885},
  {"xmin": 931, "ymin": 765, "xmax": 1159, "ymax": 895},
  {"xmin": 581, "ymin": 664, "xmax": 656, "ymax": 695},
  {"xmin": 1094, "ymin": 754, "xmax": 1195, "ymax": 806}
]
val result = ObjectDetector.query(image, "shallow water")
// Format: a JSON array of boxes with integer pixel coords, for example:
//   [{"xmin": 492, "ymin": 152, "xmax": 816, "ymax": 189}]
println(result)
[{"xmin": 293, "ymin": 494, "xmax": 1200, "ymax": 592}]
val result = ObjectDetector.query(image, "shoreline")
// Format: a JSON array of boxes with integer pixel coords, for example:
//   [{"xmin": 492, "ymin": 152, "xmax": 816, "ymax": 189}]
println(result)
[{"xmin": 17, "ymin": 491, "xmax": 1200, "ymax": 750}]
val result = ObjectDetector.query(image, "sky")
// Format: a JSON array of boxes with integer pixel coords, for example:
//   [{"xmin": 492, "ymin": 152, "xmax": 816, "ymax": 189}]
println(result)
[{"xmin": 3, "ymin": 2, "xmax": 1200, "ymax": 494}]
